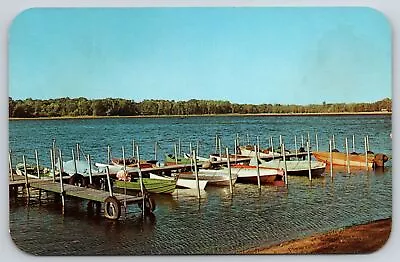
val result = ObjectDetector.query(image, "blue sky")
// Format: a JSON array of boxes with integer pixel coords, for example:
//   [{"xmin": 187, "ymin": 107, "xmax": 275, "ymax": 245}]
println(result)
[{"xmin": 9, "ymin": 7, "xmax": 391, "ymax": 105}]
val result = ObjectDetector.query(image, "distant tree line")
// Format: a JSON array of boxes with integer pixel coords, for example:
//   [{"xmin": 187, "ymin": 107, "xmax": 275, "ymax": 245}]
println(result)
[{"xmin": 8, "ymin": 97, "xmax": 392, "ymax": 118}]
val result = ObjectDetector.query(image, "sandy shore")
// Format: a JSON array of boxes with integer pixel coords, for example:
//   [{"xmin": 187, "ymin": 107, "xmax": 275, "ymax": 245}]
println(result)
[{"xmin": 242, "ymin": 218, "xmax": 391, "ymax": 254}]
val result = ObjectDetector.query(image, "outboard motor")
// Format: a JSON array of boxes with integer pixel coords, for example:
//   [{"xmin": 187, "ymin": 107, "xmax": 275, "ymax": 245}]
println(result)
[{"xmin": 374, "ymin": 154, "xmax": 389, "ymax": 167}]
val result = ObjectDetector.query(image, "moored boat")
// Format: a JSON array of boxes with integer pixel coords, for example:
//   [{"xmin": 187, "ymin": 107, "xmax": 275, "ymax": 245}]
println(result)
[
  {"xmin": 249, "ymin": 158, "xmax": 326, "ymax": 177},
  {"xmin": 15, "ymin": 163, "xmax": 52, "ymax": 178},
  {"xmin": 230, "ymin": 164, "xmax": 284, "ymax": 184},
  {"xmin": 178, "ymin": 168, "xmax": 238, "ymax": 187},
  {"xmin": 114, "ymin": 171, "xmax": 177, "ymax": 194},
  {"xmin": 238, "ymin": 145, "xmax": 281, "ymax": 158},
  {"xmin": 312, "ymin": 151, "xmax": 388, "ymax": 168},
  {"xmin": 149, "ymin": 173, "xmax": 208, "ymax": 190}
]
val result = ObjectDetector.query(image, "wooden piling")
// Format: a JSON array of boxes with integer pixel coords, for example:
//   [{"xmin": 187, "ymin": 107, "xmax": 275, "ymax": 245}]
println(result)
[
  {"xmin": 154, "ymin": 141, "xmax": 158, "ymax": 161},
  {"xmin": 22, "ymin": 155, "xmax": 30, "ymax": 199},
  {"xmin": 366, "ymin": 135, "xmax": 370, "ymax": 152},
  {"xmin": 88, "ymin": 154, "xmax": 93, "ymax": 185},
  {"xmin": 279, "ymin": 135, "xmax": 282, "ymax": 147},
  {"xmin": 189, "ymin": 142, "xmax": 193, "ymax": 157},
  {"xmin": 35, "ymin": 149, "xmax": 40, "ymax": 179},
  {"xmin": 255, "ymin": 145, "xmax": 261, "ymax": 189},
  {"xmin": 294, "ymin": 135, "xmax": 298, "ymax": 158},
  {"xmin": 72, "ymin": 149, "xmax": 78, "ymax": 175},
  {"xmin": 50, "ymin": 149, "xmax": 55, "ymax": 182},
  {"xmin": 352, "ymin": 135, "xmax": 355, "ymax": 153},
  {"xmin": 257, "ymin": 136, "xmax": 260, "ymax": 153},
  {"xmin": 282, "ymin": 143, "xmax": 288, "ymax": 186},
  {"xmin": 132, "ymin": 139, "xmax": 135, "ymax": 158},
  {"xmin": 174, "ymin": 143, "xmax": 178, "ymax": 165},
  {"xmin": 107, "ymin": 145, "xmax": 111, "ymax": 164},
  {"xmin": 136, "ymin": 145, "xmax": 145, "ymax": 215},
  {"xmin": 332, "ymin": 134, "xmax": 336, "ymax": 149},
  {"xmin": 315, "ymin": 133, "xmax": 319, "ymax": 152},
  {"xmin": 122, "ymin": 146, "xmax": 126, "ymax": 172},
  {"xmin": 105, "ymin": 166, "xmax": 113, "ymax": 197},
  {"xmin": 178, "ymin": 138, "xmax": 181, "ymax": 158},
  {"xmin": 364, "ymin": 137, "xmax": 369, "ymax": 170},
  {"xmin": 247, "ymin": 133, "xmax": 250, "ymax": 145},
  {"xmin": 234, "ymin": 139, "xmax": 238, "ymax": 164},
  {"xmin": 301, "ymin": 135, "xmax": 304, "ymax": 148},
  {"xmin": 307, "ymin": 132, "xmax": 310, "ymax": 146},
  {"xmin": 9, "ymin": 150, "xmax": 14, "ymax": 181},
  {"xmin": 345, "ymin": 137, "xmax": 350, "ymax": 174},
  {"xmin": 196, "ymin": 140, "xmax": 200, "ymax": 157},
  {"xmin": 236, "ymin": 133, "xmax": 240, "ymax": 147},
  {"xmin": 218, "ymin": 138, "xmax": 222, "ymax": 159},
  {"xmin": 215, "ymin": 134, "xmax": 218, "ymax": 154},
  {"xmin": 307, "ymin": 141, "xmax": 312, "ymax": 181},
  {"xmin": 57, "ymin": 151, "xmax": 65, "ymax": 208},
  {"xmin": 271, "ymin": 137, "xmax": 275, "ymax": 160},
  {"xmin": 225, "ymin": 147, "xmax": 233, "ymax": 194},
  {"xmin": 329, "ymin": 139, "xmax": 333, "ymax": 179},
  {"xmin": 193, "ymin": 150, "xmax": 201, "ymax": 199},
  {"xmin": 76, "ymin": 143, "xmax": 80, "ymax": 161}
]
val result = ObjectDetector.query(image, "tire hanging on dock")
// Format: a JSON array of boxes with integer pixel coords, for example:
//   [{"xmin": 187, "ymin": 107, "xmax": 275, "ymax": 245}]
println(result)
[{"xmin": 103, "ymin": 196, "xmax": 121, "ymax": 220}]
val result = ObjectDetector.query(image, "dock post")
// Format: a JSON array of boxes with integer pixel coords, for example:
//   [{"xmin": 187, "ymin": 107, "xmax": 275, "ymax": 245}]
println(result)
[
  {"xmin": 50, "ymin": 149, "xmax": 55, "ymax": 182},
  {"xmin": 105, "ymin": 166, "xmax": 113, "ymax": 197},
  {"xmin": 9, "ymin": 149, "xmax": 14, "ymax": 181},
  {"xmin": 88, "ymin": 154, "xmax": 93, "ymax": 185},
  {"xmin": 364, "ymin": 137, "xmax": 369, "ymax": 170},
  {"xmin": 279, "ymin": 135, "xmax": 282, "ymax": 148},
  {"xmin": 282, "ymin": 143, "xmax": 288, "ymax": 186},
  {"xmin": 122, "ymin": 146, "xmax": 127, "ymax": 172},
  {"xmin": 366, "ymin": 135, "xmax": 370, "ymax": 152},
  {"xmin": 107, "ymin": 145, "xmax": 111, "ymax": 164},
  {"xmin": 215, "ymin": 135, "xmax": 219, "ymax": 155},
  {"xmin": 35, "ymin": 149, "xmax": 40, "ymax": 179},
  {"xmin": 189, "ymin": 142, "xmax": 193, "ymax": 158},
  {"xmin": 294, "ymin": 135, "xmax": 298, "ymax": 158},
  {"xmin": 218, "ymin": 138, "xmax": 222, "ymax": 160},
  {"xmin": 154, "ymin": 141, "xmax": 158, "ymax": 161},
  {"xmin": 57, "ymin": 151, "xmax": 65, "ymax": 209},
  {"xmin": 345, "ymin": 137, "xmax": 350, "ymax": 174},
  {"xmin": 307, "ymin": 132, "xmax": 310, "ymax": 147},
  {"xmin": 196, "ymin": 140, "xmax": 199, "ymax": 157},
  {"xmin": 193, "ymin": 150, "xmax": 201, "ymax": 199},
  {"xmin": 236, "ymin": 133, "xmax": 240, "ymax": 147},
  {"xmin": 76, "ymin": 143, "xmax": 80, "ymax": 161},
  {"xmin": 178, "ymin": 138, "xmax": 181, "ymax": 158},
  {"xmin": 234, "ymin": 138, "xmax": 238, "ymax": 164},
  {"xmin": 301, "ymin": 135, "xmax": 304, "ymax": 148},
  {"xmin": 132, "ymin": 139, "xmax": 135, "ymax": 158},
  {"xmin": 22, "ymin": 155, "xmax": 30, "ymax": 200},
  {"xmin": 255, "ymin": 145, "xmax": 261, "ymax": 190},
  {"xmin": 136, "ymin": 145, "xmax": 145, "ymax": 216},
  {"xmin": 174, "ymin": 143, "xmax": 178, "ymax": 165},
  {"xmin": 352, "ymin": 135, "xmax": 355, "ymax": 153},
  {"xmin": 72, "ymin": 149, "xmax": 78, "ymax": 175},
  {"xmin": 226, "ymin": 147, "xmax": 233, "ymax": 194},
  {"xmin": 247, "ymin": 133, "xmax": 250, "ymax": 145},
  {"xmin": 271, "ymin": 137, "xmax": 275, "ymax": 160},
  {"xmin": 329, "ymin": 139, "xmax": 333, "ymax": 179},
  {"xmin": 307, "ymin": 141, "xmax": 312, "ymax": 181},
  {"xmin": 315, "ymin": 133, "xmax": 319, "ymax": 152},
  {"xmin": 332, "ymin": 134, "xmax": 336, "ymax": 150},
  {"xmin": 257, "ymin": 136, "xmax": 260, "ymax": 154}
]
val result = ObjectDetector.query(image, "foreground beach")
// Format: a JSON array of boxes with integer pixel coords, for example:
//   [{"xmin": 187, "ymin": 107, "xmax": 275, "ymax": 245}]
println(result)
[{"xmin": 242, "ymin": 218, "xmax": 391, "ymax": 254}]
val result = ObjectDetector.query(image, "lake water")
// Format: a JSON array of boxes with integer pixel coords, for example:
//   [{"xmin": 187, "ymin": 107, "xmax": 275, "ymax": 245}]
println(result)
[{"xmin": 8, "ymin": 115, "xmax": 392, "ymax": 255}]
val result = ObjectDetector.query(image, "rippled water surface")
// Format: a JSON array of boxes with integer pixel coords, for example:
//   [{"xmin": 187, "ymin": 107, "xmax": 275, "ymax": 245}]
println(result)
[{"xmin": 8, "ymin": 115, "xmax": 392, "ymax": 255}]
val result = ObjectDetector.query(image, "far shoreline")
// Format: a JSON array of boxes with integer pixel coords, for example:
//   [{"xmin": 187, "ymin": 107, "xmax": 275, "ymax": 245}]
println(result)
[{"xmin": 8, "ymin": 111, "xmax": 392, "ymax": 121}]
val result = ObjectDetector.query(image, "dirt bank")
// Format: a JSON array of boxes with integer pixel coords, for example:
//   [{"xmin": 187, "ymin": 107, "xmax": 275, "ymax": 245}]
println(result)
[{"xmin": 242, "ymin": 218, "xmax": 391, "ymax": 254}]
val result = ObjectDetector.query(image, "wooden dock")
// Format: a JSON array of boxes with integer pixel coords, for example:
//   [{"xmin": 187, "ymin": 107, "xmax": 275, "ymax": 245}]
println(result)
[{"xmin": 9, "ymin": 173, "xmax": 154, "ymax": 220}]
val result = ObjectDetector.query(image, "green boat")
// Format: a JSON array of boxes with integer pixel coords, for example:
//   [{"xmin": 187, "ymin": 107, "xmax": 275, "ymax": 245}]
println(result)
[
  {"xmin": 164, "ymin": 153, "xmax": 208, "ymax": 166},
  {"xmin": 114, "ymin": 177, "xmax": 177, "ymax": 194}
]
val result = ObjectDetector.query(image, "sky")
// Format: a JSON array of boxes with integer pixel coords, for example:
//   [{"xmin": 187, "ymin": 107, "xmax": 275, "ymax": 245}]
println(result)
[{"xmin": 8, "ymin": 7, "xmax": 391, "ymax": 105}]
